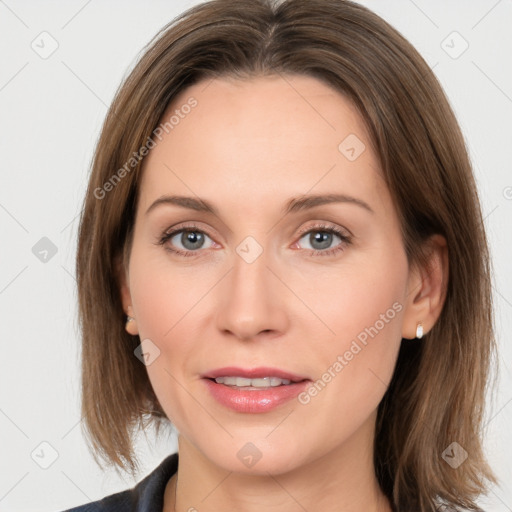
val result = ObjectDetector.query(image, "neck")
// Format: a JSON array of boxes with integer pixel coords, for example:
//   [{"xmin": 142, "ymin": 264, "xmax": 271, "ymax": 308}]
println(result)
[{"xmin": 164, "ymin": 415, "xmax": 392, "ymax": 512}]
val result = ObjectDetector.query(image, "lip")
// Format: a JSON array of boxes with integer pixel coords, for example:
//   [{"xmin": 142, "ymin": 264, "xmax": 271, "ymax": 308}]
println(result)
[{"xmin": 201, "ymin": 366, "xmax": 311, "ymax": 413}]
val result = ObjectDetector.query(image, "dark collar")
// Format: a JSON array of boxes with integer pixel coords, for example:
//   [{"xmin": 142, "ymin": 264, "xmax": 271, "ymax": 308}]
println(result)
[
  {"xmin": 62, "ymin": 453, "xmax": 179, "ymax": 512},
  {"xmin": 132, "ymin": 452, "xmax": 179, "ymax": 511}
]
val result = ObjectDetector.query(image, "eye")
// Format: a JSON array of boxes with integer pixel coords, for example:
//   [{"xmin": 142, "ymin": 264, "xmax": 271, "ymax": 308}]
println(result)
[
  {"xmin": 157, "ymin": 224, "xmax": 217, "ymax": 256},
  {"xmin": 156, "ymin": 222, "xmax": 352, "ymax": 258},
  {"xmin": 295, "ymin": 224, "xmax": 352, "ymax": 257}
]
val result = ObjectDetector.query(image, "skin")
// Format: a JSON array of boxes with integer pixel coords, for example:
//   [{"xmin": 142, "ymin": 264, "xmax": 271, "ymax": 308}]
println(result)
[{"xmin": 119, "ymin": 74, "xmax": 448, "ymax": 512}]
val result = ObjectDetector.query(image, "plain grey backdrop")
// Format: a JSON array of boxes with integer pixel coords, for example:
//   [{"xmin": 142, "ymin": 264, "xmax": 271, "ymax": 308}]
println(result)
[{"xmin": 1, "ymin": 0, "xmax": 511, "ymax": 510}]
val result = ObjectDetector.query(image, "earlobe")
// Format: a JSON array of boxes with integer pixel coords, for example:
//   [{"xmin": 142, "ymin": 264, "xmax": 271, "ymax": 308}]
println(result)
[
  {"xmin": 123, "ymin": 299, "xmax": 139, "ymax": 336},
  {"xmin": 402, "ymin": 234, "xmax": 449, "ymax": 340},
  {"xmin": 125, "ymin": 309, "xmax": 139, "ymax": 336},
  {"xmin": 116, "ymin": 255, "xmax": 139, "ymax": 336}
]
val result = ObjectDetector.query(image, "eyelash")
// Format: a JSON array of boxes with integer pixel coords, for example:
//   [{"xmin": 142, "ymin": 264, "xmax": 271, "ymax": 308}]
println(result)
[{"xmin": 156, "ymin": 223, "xmax": 352, "ymax": 258}]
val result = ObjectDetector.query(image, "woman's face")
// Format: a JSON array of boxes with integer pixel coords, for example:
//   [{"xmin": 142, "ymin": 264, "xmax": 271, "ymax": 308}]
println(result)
[{"xmin": 121, "ymin": 74, "xmax": 418, "ymax": 474}]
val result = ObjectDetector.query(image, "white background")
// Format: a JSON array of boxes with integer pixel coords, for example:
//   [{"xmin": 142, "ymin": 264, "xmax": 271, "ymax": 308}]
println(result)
[{"xmin": 0, "ymin": 1, "xmax": 511, "ymax": 510}]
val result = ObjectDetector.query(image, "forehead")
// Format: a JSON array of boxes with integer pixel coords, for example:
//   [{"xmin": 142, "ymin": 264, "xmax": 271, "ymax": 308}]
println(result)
[{"xmin": 138, "ymin": 74, "xmax": 387, "ymax": 216}]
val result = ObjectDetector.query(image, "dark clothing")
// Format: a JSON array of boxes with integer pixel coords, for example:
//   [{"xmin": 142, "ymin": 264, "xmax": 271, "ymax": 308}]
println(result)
[{"xmin": 60, "ymin": 453, "xmax": 178, "ymax": 512}]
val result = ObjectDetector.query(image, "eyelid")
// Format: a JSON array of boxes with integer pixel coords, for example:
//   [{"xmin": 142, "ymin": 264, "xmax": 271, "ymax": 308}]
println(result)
[
  {"xmin": 161, "ymin": 221, "xmax": 217, "ymax": 240},
  {"xmin": 159, "ymin": 220, "xmax": 350, "ymax": 238},
  {"xmin": 295, "ymin": 221, "xmax": 353, "ymax": 239}
]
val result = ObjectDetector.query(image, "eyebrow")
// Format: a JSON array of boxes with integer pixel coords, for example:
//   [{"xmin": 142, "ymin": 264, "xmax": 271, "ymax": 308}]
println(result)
[
  {"xmin": 284, "ymin": 193, "xmax": 374, "ymax": 215},
  {"xmin": 145, "ymin": 193, "xmax": 374, "ymax": 216}
]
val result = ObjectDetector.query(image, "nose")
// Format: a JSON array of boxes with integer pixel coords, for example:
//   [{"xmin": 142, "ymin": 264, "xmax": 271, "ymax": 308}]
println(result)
[{"xmin": 215, "ymin": 248, "xmax": 289, "ymax": 341}]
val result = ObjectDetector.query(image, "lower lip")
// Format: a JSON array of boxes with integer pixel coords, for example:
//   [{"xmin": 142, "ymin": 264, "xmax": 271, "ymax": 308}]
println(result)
[{"xmin": 203, "ymin": 379, "xmax": 310, "ymax": 413}]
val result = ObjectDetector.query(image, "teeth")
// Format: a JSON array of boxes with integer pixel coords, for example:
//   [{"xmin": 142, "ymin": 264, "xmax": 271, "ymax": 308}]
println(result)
[{"xmin": 214, "ymin": 376, "xmax": 292, "ymax": 387}]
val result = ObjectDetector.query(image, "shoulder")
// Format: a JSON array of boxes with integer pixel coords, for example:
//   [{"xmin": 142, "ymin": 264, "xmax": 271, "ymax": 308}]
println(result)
[
  {"xmin": 57, "ymin": 453, "xmax": 179, "ymax": 512},
  {"xmin": 58, "ymin": 489, "xmax": 134, "ymax": 512}
]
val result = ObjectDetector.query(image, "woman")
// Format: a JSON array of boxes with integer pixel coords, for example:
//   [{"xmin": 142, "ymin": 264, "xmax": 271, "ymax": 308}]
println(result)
[{"xmin": 64, "ymin": 0, "xmax": 498, "ymax": 510}]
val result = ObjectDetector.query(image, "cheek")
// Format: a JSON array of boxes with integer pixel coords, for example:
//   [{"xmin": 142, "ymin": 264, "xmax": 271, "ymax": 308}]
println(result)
[
  {"xmin": 298, "ymin": 243, "xmax": 407, "ymax": 348},
  {"xmin": 297, "ymin": 247, "xmax": 407, "ymax": 427},
  {"xmin": 129, "ymin": 244, "xmax": 218, "ymax": 341},
  {"xmin": 127, "ymin": 247, "xmax": 201, "ymax": 427},
  {"xmin": 127, "ymin": 245, "xmax": 225, "ymax": 417}
]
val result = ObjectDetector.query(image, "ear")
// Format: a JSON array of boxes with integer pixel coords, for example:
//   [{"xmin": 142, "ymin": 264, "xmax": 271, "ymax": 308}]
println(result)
[
  {"xmin": 116, "ymin": 254, "xmax": 139, "ymax": 336},
  {"xmin": 401, "ymin": 234, "xmax": 449, "ymax": 340}
]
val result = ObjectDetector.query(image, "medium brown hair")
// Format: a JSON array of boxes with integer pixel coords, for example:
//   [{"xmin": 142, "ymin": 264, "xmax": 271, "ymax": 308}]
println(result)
[{"xmin": 76, "ymin": 0, "xmax": 498, "ymax": 509}]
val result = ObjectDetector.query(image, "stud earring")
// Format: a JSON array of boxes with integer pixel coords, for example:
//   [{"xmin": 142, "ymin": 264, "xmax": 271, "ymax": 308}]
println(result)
[
  {"xmin": 125, "ymin": 314, "xmax": 138, "ymax": 336},
  {"xmin": 416, "ymin": 322, "xmax": 424, "ymax": 339}
]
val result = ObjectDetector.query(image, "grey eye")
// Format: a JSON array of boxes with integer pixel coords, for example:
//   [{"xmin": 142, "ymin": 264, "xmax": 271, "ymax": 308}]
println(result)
[
  {"xmin": 298, "ymin": 230, "xmax": 342, "ymax": 251},
  {"xmin": 170, "ymin": 230, "xmax": 213, "ymax": 251}
]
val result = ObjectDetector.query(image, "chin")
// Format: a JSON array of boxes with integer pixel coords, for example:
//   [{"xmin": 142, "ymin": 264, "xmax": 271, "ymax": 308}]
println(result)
[{"xmin": 197, "ymin": 437, "xmax": 311, "ymax": 476}]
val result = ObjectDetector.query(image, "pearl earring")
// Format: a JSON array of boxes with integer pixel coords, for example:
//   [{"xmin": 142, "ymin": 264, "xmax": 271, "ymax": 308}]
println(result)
[{"xmin": 416, "ymin": 322, "xmax": 424, "ymax": 339}]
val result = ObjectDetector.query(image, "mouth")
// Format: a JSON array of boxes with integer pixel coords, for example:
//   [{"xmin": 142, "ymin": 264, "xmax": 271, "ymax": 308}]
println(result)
[
  {"xmin": 201, "ymin": 366, "xmax": 311, "ymax": 413},
  {"xmin": 202, "ymin": 366, "xmax": 309, "ymax": 387},
  {"xmin": 211, "ymin": 376, "xmax": 296, "ymax": 388}
]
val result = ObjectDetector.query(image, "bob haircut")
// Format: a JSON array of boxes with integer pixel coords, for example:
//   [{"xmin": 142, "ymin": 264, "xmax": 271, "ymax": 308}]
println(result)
[{"xmin": 76, "ymin": 0, "xmax": 498, "ymax": 510}]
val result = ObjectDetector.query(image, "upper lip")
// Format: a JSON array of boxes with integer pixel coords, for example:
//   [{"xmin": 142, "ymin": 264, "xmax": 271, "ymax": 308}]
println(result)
[{"xmin": 201, "ymin": 366, "xmax": 310, "ymax": 383}]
